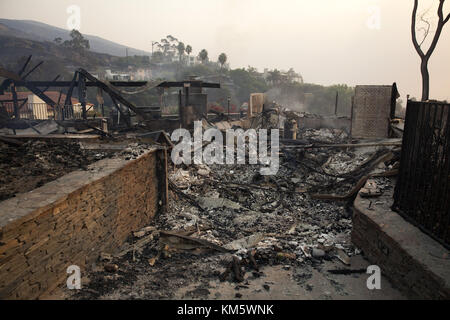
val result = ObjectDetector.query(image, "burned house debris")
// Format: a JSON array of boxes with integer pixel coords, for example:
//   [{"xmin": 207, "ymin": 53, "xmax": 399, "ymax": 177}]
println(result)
[
  {"xmin": 0, "ymin": 56, "xmax": 221, "ymax": 133},
  {"xmin": 0, "ymin": 54, "xmax": 448, "ymax": 301}
]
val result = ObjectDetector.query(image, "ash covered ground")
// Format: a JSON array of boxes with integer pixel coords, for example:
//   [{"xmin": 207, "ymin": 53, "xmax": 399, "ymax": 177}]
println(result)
[
  {"xmin": 66, "ymin": 128, "xmax": 403, "ymax": 300},
  {"xmin": 0, "ymin": 139, "xmax": 153, "ymax": 202},
  {"xmin": 0, "ymin": 140, "xmax": 113, "ymax": 201}
]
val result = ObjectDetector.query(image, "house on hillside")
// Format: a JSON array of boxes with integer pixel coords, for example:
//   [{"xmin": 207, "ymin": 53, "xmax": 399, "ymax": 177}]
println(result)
[{"xmin": 105, "ymin": 69, "xmax": 132, "ymax": 81}]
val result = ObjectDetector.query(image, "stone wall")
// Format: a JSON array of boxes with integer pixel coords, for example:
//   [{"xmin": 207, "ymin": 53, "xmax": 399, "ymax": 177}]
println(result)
[
  {"xmin": 0, "ymin": 148, "xmax": 168, "ymax": 299},
  {"xmin": 352, "ymin": 193, "xmax": 450, "ymax": 300}
]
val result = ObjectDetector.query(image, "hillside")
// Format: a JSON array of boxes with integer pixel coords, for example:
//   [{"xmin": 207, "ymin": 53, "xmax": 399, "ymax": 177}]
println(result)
[
  {"xmin": 0, "ymin": 33, "xmax": 123, "ymax": 82},
  {"xmin": 0, "ymin": 33, "xmax": 114, "ymax": 65},
  {"xmin": 0, "ymin": 32, "xmax": 157, "ymax": 108},
  {"xmin": 0, "ymin": 19, "xmax": 151, "ymax": 57}
]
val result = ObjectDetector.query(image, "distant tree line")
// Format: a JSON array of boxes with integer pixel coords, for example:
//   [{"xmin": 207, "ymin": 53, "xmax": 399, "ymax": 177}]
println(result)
[
  {"xmin": 47, "ymin": 31, "xmax": 353, "ymax": 115},
  {"xmin": 54, "ymin": 29, "xmax": 90, "ymax": 52}
]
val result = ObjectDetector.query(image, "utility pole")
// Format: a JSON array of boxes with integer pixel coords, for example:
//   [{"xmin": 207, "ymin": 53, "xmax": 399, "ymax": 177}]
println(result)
[{"xmin": 335, "ymin": 91, "xmax": 339, "ymax": 116}]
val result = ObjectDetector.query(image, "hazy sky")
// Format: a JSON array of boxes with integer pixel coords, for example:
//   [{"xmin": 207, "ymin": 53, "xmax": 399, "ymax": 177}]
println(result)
[{"xmin": 1, "ymin": 0, "xmax": 449, "ymax": 100}]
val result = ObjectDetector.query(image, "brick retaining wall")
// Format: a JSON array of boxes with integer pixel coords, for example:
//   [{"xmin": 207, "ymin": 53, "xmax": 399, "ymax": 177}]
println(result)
[
  {"xmin": 0, "ymin": 148, "xmax": 168, "ymax": 299},
  {"xmin": 352, "ymin": 192, "xmax": 450, "ymax": 300}
]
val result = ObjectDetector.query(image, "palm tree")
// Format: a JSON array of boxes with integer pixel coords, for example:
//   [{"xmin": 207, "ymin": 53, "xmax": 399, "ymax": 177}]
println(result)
[
  {"xmin": 167, "ymin": 35, "xmax": 177, "ymax": 43},
  {"xmin": 186, "ymin": 45, "xmax": 192, "ymax": 56},
  {"xmin": 199, "ymin": 49, "xmax": 208, "ymax": 64},
  {"xmin": 267, "ymin": 69, "xmax": 282, "ymax": 85},
  {"xmin": 218, "ymin": 53, "xmax": 227, "ymax": 69},
  {"xmin": 185, "ymin": 45, "xmax": 193, "ymax": 65},
  {"xmin": 177, "ymin": 42, "xmax": 185, "ymax": 62}
]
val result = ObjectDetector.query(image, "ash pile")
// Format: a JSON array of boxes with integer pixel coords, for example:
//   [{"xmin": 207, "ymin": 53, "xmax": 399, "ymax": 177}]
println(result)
[
  {"xmin": 0, "ymin": 139, "xmax": 114, "ymax": 201},
  {"xmin": 71, "ymin": 122, "xmax": 401, "ymax": 299},
  {"xmin": 164, "ymin": 127, "xmax": 400, "ymax": 273}
]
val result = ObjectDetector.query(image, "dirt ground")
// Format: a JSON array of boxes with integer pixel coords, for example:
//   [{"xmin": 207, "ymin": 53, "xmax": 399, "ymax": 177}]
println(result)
[
  {"xmin": 74, "ymin": 258, "xmax": 404, "ymax": 300},
  {"xmin": 175, "ymin": 257, "xmax": 405, "ymax": 300},
  {"xmin": 60, "ymin": 232, "xmax": 404, "ymax": 300}
]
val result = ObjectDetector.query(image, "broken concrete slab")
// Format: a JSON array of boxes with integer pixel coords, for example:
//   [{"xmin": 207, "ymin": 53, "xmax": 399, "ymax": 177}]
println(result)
[
  {"xmin": 197, "ymin": 197, "xmax": 242, "ymax": 211},
  {"xmin": 14, "ymin": 120, "xmax": 63, "ymax": 136},
  {"xmin": 223, "ymin": 233, "xmax": 265, "ymax": 251}
]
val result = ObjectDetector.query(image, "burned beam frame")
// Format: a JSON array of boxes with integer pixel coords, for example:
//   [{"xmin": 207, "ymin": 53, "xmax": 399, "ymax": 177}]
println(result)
[
  {"xmin": 9, "ymin": 80, "xmax": 149, "ymax": 88},
  {"xmin": 1, "ymin": 57, "xmax": 221, "ymax": 127}
]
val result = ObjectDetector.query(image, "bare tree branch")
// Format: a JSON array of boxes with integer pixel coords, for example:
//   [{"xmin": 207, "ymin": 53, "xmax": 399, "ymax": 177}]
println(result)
[
  {"xmin": 418, "ymin": 11, "xmax": 431, "ymax": 47},
  {"xmin": 438, "ymin": 0, "xmax": 445, "ymax": 20},
  {"xmin": 425, "ymin": 0, "xmax": 448, "ymax": 58},
  {"xmin": 444, "ymin": 13, "xmax": 450, "ymax": 24},
  {"xmin": 412, "ymin": 0, "xmax": 450, "ymax": 101},
  {"xmin": 412, "ymin": 0, "xmax": 425, "ymax": 58}
]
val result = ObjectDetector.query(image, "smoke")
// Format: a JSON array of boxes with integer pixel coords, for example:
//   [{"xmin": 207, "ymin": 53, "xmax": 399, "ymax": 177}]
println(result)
[{"xmin": 265, "ymin": 87, "xmax": 306, "ymax": 113}]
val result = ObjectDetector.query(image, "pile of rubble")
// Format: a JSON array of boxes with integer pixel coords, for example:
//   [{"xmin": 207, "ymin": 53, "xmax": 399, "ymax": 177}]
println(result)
[
  {"xmin": 69, "ymin": 127, "xmax": 400, "ymax": 300},
  {"xmin": 0, "ymin": 139, "xmax": 113, "ymax": 201}
]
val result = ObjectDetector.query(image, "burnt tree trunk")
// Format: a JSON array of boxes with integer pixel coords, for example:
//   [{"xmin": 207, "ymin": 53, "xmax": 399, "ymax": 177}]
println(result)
[{"xmin": 420, "ymin": 58, "xmax": 430, "ymax": 101}]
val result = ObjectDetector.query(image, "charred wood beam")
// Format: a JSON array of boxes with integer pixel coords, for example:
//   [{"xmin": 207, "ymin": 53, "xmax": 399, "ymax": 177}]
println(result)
[
  {"xmin": 56, "ymin": 90, "xmax": 63, "ymax": 120},
  {"xmin": 184, "ymin": 86, "xmax": 189, "ymax": 107},
  {"xmin": 0, "ymin": 66, "xmax": 56, "ymax": 107},
  {"xmin": 1, "ymin": 78, "xmax": 218, "ymax": 96},
  {"xmin": 100, "ymin": 81, "xmax": 147, "ymax": 87},
  {"xmin": 41, "ymin": 75, "xmax": 61, "ymax": 93},
  {"xmin": 310, "ymin": 152, "xmax": 395, "ymax": 200},
  {"xmin": 11, "ymin": 84, "xmax": 19, "ymax": 119},
  {"xmin": 65, "ymin": 72, "xmax": 78, "ymax": 106},
  {"xmin": 22, "ymin": 61, "xmax": 44, "ymax": 79},
  {"xmin": 11, "ymin": 80, "xmax": 149, "ymax": 87},
  {"xmin": 77, "ymin": 68, "xmax": 145, "ymax": 120},
  {"xmin": 0, "ymin": 79, "xmax": 11, "ymax": 95},
  {"xmin": 22, "ymin": 119, "xmax": 42, "ymax": 135},
  {"xmin": 110, "ymin": 94, "xmax": 131, "ymax": 127},
  {"xmin": 157, "ymin": 81, "xmax": 220, "ymax": 88},
  {"xmin": 281, "ymin": 141, "xmax": 402, "ymax": 149},
  {"xmin": 0, "ymin": 57, "xmax": 38, "ymax": 94},
  {"xmin": 18, "ymin": 55, "xmax": 32, "ymax": 76},
  {"xmin": 0, "ymin": 67, "xmax": 19, "ymax": 95},
  {"xmin": 78, "ymin": 74, "xmax": 87, "ymax": 119},
  {"xmin": 17, "ymin": 81, "xmax": 56, "ymax": 107},
  {"xmin": 57, "ymin": 91, "xmax": 63, "ymax": 105},
  {"xmin": 0, "ymin": 67, "xmax": 22, "ymax": 81},
  {"xmin": 0, "ymin": 98, "xmax": 27, "ymax": 103},
  {"xmin": 178, "ymin": 89, "xmax": 182, "ymax": 119},
  {"xmin": 18, "ymin": 98, "xmax": 29, "ymax": 111},
  {"xmin": 83, "ymin": 122, "xmax": 112, "ymax": 137}
]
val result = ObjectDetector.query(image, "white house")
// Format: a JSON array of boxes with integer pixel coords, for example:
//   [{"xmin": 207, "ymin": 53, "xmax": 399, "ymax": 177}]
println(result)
[{"xmin": 105, "ymin": 69, "xmax": 132, "ymax": 81}]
